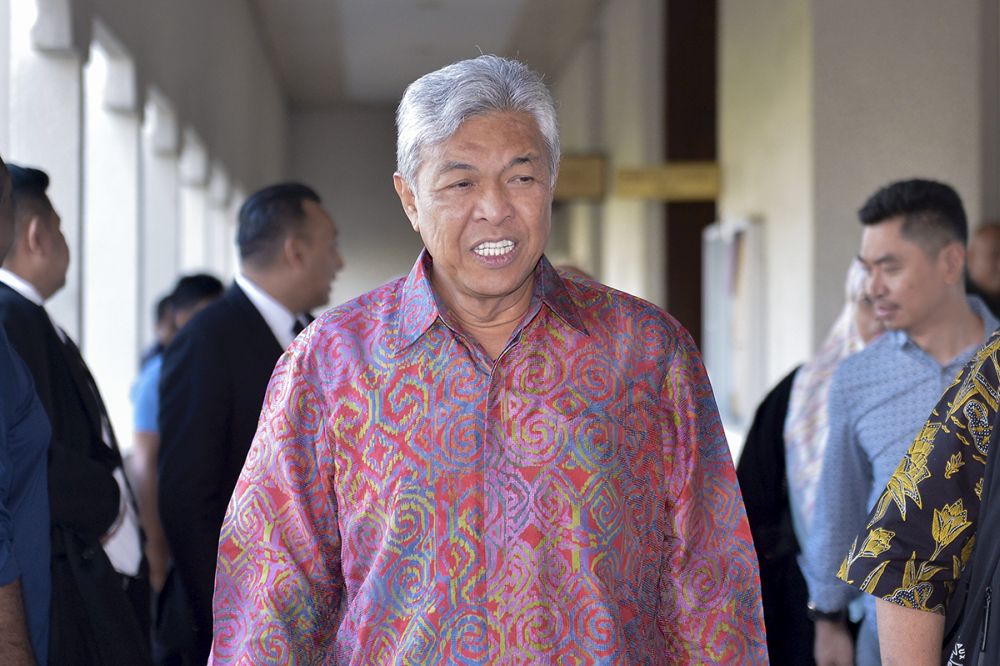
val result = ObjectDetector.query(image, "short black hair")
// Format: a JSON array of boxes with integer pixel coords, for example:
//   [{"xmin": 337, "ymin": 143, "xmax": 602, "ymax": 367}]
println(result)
[
  {"xmin": 858, "ymin": 179, "xmax": 968, "ymax": 252},
  {"xmin": 170, "ymin": 273, "xmax": 224, "ymax": 312},
  {"xmin": 7, "ymin": 164, "xmax": 53, "ymax": 228},
  {"xmin": 236, "ymin": 183, "xmax": 321, "ymax": 266}
]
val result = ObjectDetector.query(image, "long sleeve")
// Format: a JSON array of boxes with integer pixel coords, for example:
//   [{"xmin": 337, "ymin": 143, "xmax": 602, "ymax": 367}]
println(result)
[
  {"xmin": 838, "ymin": 334, "xmax": 1000, "ymax": 612},
  {"xmin": 803, "ymin": 367, "xmax": 871, "ymax": 611},
  {"xmin": 211, "ymin": 339, "xmax": 344, "ymax": 664},
  {"xmin": 656, "ymin": 328, "xmax": 767, "ymax": 664}
]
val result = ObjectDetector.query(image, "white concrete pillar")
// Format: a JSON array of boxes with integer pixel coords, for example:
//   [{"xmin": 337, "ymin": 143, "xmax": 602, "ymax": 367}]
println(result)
[
  {"xmin": 597, "ymin": 0, "xmax": 665, "ymax": 306},
  {"xmin": 0, "ymin": 0, "xmax": 11, "ymax": 154},
  {"xmin": 9, "ymin": 0, "xmax": 86, "ymax": 339},
  {"xmin": 226, "ymin": 186, "xmax": 245, "ymax": 281},
  {"xmin": 178, "ymin": 128, "xmax": 209, "ymax": 272},
  {"xmin": 82, "ymin": 34, "xmax": 142, "ymax": 447},
  {"xmin": 139, "ymin": 90, "xmax": 180, "ymax": 349},
  {"xmin": 205, "ymin": 161, "xmax": 231, "ymax": 275}
]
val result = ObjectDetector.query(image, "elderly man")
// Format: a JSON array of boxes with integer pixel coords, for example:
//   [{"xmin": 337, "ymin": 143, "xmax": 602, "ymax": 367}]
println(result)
[{"xmin": 211, "ymin": 55, "xmax": 766, "ymax": 664}]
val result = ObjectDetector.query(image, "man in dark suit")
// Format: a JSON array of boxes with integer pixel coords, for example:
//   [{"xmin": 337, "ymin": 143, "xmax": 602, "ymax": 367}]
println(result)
[
  {"xmin": 157, "ymin": 183, "xmax": 343, "ymax": 664},
  {"xmin": 0, "ymin": 154, "xmax": 52, "ymax": 665},
  {"xmin": 0, "ymin": 164, "xmax": 151, "ymax": 664}
]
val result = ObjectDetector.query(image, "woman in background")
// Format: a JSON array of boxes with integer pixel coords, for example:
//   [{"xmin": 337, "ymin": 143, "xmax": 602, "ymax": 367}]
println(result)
[{"xmin": 738, "ymin": 259, "xmax": 882, "ymax": 665}]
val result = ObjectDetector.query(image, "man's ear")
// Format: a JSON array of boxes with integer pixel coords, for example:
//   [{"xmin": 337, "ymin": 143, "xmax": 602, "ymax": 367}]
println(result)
[
  {"xmin": 23, "ymin": 216, "xmax": 44, "ymax": 255},
  {"xmin": 393, "ymin": 173, "xmax": 419, "ymax": 232},
  {"xmin": 941, "ymin": 241, "xmax": 967, "ymax": 286},
  {"xmin": 282, "ymin": 232, "xmax": 306, "ymax": 270}
]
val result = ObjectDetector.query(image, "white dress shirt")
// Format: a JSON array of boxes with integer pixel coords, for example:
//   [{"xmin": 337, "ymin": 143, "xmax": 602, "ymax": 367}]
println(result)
[{"xmin": 234, "ymin": 273, "xmax": 305, "ymax": 350}]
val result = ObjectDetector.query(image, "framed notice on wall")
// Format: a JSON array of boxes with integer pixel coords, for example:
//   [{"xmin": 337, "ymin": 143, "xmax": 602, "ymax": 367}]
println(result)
[{"xmin": 702, "ymin": 216, "xmax": 767, "ymax": 459}]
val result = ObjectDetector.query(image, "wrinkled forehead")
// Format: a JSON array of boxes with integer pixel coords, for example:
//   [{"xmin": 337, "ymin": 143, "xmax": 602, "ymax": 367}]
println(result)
[{"xmin": 419, "ymin": 112, "xmax": 548, "ymax": 173}]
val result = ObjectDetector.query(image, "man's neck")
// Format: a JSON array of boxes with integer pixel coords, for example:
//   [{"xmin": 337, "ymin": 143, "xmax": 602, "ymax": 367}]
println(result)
[
  {"xmin": 239, "ymin": 268, "xmax": 298, "ymax": 314},
  {"xmin": 0, "ymin": 266, "xmax": 47, "ymax": 305},
  {"xmin": 433, "ymin": 276, "xmax": 535, "ymax": 361},
  {"xmin": 906, "ymin": 294, "xmax": 983, "ymax": 365}
]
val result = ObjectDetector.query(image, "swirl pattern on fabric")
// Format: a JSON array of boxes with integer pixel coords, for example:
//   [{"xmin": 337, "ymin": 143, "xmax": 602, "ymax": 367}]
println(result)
[{"xmin": 211, "ymin": 253, "xmax": 766, "ymax": 664}]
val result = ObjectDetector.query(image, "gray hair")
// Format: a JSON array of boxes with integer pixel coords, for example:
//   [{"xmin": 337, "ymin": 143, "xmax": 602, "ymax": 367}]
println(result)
[{"xmin": 395, "ymin": 55, "xmax": 560, "ymax": 186}]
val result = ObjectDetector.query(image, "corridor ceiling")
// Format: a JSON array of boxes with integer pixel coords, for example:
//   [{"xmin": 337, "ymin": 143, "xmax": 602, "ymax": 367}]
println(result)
[{"xmin": 248, "ymin": 0, "xmax": 606, "ymax": 108}]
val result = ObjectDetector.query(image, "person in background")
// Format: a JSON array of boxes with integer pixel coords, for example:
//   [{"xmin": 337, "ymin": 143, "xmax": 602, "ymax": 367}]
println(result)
[
  {"xmin": 211, "ymin": 54, "xmax": 766, "ymax": 664},
  {"xmin": 966, "ymin": 221, "xmax": 1000, "ymax": 317},
  {"xmin": 129, "ymin": 274, "xmax": 223, "ymax": 663},
  {"xmin": 139, "ymin": 295, "xmax": 176, "ymax": 371},
  {"xmin": 803, "ymin": 179, "xmax": 996, "ymax": 666},
  {"xmin": 0, "ymin": 153, "xmax": 52, "ymax": 664},
  {"xmin": 0, "ymin": 163, "xmax": 150, "ymax": 663},
  {"xmin": 837, "ymin": 326, "xmax": 1000, "ymax": 664},
  {"xmin": 157, "ymin": 184, "xmax": 343, "ymax": 664},
  {"xmin": 738, "ymin": 259, "xmax": 882, "ymax": 665}
]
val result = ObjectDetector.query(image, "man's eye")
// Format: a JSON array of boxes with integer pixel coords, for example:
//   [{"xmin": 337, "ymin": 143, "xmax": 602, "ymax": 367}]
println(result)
[{"xmin": 511, "ymin": 175, "xmax": 535, "ymax": 184}]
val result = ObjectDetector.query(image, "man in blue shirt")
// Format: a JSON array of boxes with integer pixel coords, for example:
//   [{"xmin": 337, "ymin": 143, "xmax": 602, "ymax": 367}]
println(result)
[
  {"xmin": 129, "ymin": 272, "xmax": 221, "ymax": 654},
  {"xmin": 803, "ymin": 179, "xmax": 997, "ymax": 666},
  {"xmin": 0, "ymin": 153, "xmax": 51, "ymax": 663}
]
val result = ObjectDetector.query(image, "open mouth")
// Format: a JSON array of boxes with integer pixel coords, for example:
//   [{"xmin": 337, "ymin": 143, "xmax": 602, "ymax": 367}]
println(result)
[{"xmin": 473, "ymin": 240, "xmax": 515, "ymax": 258}]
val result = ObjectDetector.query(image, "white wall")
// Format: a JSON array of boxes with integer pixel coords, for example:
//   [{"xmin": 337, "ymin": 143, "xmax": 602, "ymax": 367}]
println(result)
[
  {"xmin": 85, "ymin": 0, "xmax": 288, "ymax": 190},
  {"xmin": 552, "ymin": 0, "xmax": 665, "ymax": 306},
  {"xmin": 719, "ymin": 0, "xmax": 999, "ymax": 409},
  {"xmin": 812, "ymin": 0, "xmax": 996, "ymax": 341},
  {"xmin": 0, "ymin": 0, "xmax": 9, "ymax": 153},
  {"xmin": 552, "ymin": 33, "xmax": 603, "ymax": 276},
  {"xmin": 5, "ymin": 0, "xmax": 290, "ymax": 448},
  {"xmin": 719, "ymin": 0, "xmax": 813, "ymax": 385},
  {"xmin": 289, "ymin": 107, "xmax": 423, "ymax": 309}
]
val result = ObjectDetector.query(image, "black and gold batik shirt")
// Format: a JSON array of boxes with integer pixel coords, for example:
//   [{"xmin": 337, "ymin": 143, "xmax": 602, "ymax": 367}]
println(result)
[{"xmin": 838, "ymin": 329, "xmax": 1000, "ymax": 612}]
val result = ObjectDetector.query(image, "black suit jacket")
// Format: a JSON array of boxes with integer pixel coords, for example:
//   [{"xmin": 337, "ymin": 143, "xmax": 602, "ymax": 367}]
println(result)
[
  {"xmin": 158, "ymin": 283, "xmax": 284, "ymax": 661},
  {"xmin": 0, "ymin": 282, "xmax": 151, "ymax": 665}
]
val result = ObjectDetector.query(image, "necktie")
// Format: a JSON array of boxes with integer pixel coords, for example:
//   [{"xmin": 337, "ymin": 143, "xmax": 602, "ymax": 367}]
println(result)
[{"xmin": 292, "ymin": 317, "xmax": 307, "ymax": 337}]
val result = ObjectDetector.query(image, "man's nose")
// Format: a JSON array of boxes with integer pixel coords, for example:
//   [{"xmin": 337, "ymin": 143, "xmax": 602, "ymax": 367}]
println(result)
[
  {"xmin": 475, "ymin": 183, "xmax": 514, "ymax": 223},
  {"xmin": 866, "ymin": 272, "xmax": 884, "ymax": 297}
]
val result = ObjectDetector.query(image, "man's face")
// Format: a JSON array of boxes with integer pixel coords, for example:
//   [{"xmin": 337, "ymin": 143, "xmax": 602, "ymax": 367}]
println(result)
[
  {"xmin": 35, "ymin": 204, "xmax": 70, "ymax": 298},
  {"xmin": 968, "ymin": 227, "xmax": 1000, "ymax": 296},
  {"xmin": 295, "ymin": 199, "xmax": 343, "ymax": 311},
  {"xmin": 394, "ymin": 111, "xmax": 554, "ymax": 313},
  {"xmin": 859, "ymin": 216, "xmax": 957, "ymax": 335}
]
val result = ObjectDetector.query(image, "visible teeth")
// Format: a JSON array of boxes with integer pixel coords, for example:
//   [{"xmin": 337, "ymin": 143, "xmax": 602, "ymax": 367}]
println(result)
[{"xmin": 474, "ymin": 240, "xmax": 515, "ymax": 257}]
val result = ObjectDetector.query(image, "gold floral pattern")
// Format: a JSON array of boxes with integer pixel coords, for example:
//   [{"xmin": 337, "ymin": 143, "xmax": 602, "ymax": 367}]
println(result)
[
  {"xmin": 867, "ymin": 424, "xmax": 936, "ymax": 526},
  {"xmin": 931, "ymin": 500, "xmax": 971, "ymax": 549},
  {"xmin": 839, "ymin": 331, "xmax": 1000, "ymax": 613},
  {"xmin": 944, "ymin": 452, "xmax": 964, "ymax": 479}
]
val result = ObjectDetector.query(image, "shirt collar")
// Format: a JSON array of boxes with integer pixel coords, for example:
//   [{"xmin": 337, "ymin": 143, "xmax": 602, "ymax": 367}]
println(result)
[
  {"xmin": 234, "ymin": 273, "xmax": 299, "ymax": 349},
  {"xmin": 396, "ymin": 250, "xmax": 587, "ymax": 350},
  {"xmin": 0, "ymin": 268, "xmax": 46, "ymax": 306}
]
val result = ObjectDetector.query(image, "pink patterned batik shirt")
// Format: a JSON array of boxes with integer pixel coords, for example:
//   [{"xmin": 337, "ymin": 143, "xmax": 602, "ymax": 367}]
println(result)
[{"xmin": 211, "ymin": 252, "xmax": 767, "ymax": 665}]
